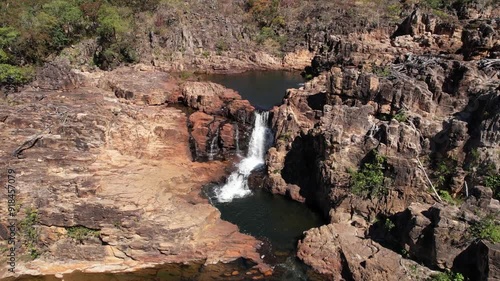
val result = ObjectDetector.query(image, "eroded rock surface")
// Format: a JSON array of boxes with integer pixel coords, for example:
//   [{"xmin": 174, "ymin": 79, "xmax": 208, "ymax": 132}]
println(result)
[
  {"xmin": 0, "ymin": 69, "xmax": 264, "ymax": 278},
  {"xmin": 298, "ymin": 219, "xmax": 434, "ymax": 281},
  {"xmin": 182, "ymin": 81, "xmax": 255, "ymax": 161},
  {"xmin": 264, "ymin": 5, "xmax": 500, "ymax": 280}
]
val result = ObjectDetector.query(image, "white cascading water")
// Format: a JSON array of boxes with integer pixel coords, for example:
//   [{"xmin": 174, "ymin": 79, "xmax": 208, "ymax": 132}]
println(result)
[
  {"xmin": 235, "ymin": 123, "xmax": 240, "ymax": 156},
  {"xmin": 208, "ymin": 128, "xmax": 219, "ymax": 161},
  {"xmin": 215, "ymin": 111, "xmax": 271, "ymax": 202}
]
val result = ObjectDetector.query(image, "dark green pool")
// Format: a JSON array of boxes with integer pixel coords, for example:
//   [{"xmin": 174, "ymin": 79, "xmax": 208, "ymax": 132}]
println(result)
[{"xmin": 203, "ymin": 70, "xmax": 305, "ymax": 110}]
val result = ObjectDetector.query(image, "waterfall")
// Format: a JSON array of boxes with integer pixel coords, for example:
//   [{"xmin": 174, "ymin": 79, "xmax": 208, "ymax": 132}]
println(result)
[
  {"xmin": 368, "ymin": 124, "xmax": 379, "ymax": 139},
  {"xmin": 235, "ymin": 123, "xmax": 240, "ymax": 156},
  {"xmin": 216, "ymin": 111, "xmax": 271, "ymax": 202},
  {"xmin": 208, "ymin": 128, "xmax": 219, "ymax": 161}
]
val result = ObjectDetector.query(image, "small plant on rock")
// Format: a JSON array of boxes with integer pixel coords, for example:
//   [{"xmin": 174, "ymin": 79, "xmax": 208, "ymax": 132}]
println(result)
[
  {"xmin": 470, "ymin": 214, "xmax": 500, "ymax": 243},
  {"xmin": 392, "ymin": 110, "xmax": 408, "ymax": 123},
  {"xmin": 485, "ymin": 174, "xmax": 499, "ymax": 200},
  {"xmin": 384, "ymin": 218, "xmax": 395, "ymax": 231},
  {"xmin": 438, "ymin": 190, "xmax": 462, "ymax": 205},
  {"xmin": 67, "ymin": 226, "xmax": 100, "ymax": 242},
  {"xmin": 349, "ymin": 150, "xmax": 390, "ymax": 198},
  {"xmin": 428, "ymin": 270, "xmax": 464, "ymax": 281},
  {"xmin": 372, "ymin": 65, "xmax": 391, "ymax": 77},
  {"xmin": 19, "ymin": 207, "xmax": 40, "ymax": 259}
]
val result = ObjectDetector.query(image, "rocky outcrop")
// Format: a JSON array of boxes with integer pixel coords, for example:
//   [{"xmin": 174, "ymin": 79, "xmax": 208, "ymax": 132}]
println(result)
[
  {"xmin": 391, "ymin": 203, "xmax": 472, "ymax": 269},
  {"xmin": 392, "ymin": 8, "xmax": 499, "ymax": 61},
  {"xmin": 461, "ymin": 20, "xmax": 500, "ymax": 60},
  {"xmin": 392, "ymin": 10, "xmax": 463, "ymax": 55},
  {"xmin": 266, "ymin": 44, "xmax": 500, "ymax": 279},
  {"xmin": 298, "ymin": 215, "xmax": 435, "ymax": 281},
  {"xmin": 97, "ymin": 66, "xmax": 180, "ymax": 105},
  {"xmin": 182, "ymin": 81, "xmax": 254, "ymax": 160},
  {"xmin": 31, "ymin": 58, "xmax": 84, "ymax": 91},
  {"xmin": 0, "ymin": 69, "xmax": 266, "ymax": 279}
]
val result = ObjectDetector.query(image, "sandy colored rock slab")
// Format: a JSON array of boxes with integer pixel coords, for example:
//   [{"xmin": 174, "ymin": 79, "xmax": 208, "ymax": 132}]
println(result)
[
  {"xmin": 0, "ymin": 72, "xmax": 263, "ymax": 279},
  {"xmin": 297, "ymin": 222, "xmax": 434, "ymax": 281}
]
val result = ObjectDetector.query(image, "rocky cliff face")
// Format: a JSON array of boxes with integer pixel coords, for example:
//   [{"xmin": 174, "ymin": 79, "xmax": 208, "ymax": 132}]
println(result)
[
  {"xmin": 181, "ymin": 81, "xmax": 255, "ymax": 161},
  {"xmin": 264, "ymin": 3, "xmax": 500, "ymax": 280},
  {"xmin": 1, "ymin": 1, "xmax": 499, "ymax": 280}
]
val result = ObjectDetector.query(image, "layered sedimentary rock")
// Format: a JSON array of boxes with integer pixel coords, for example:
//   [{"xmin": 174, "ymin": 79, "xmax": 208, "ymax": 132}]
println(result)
[
  {"xmin": 0, "ymin": 67, "xmax": 264, "ymax": 278},
  {"xmin": 181, "ymin": 81, "xmax": 255, "ymax": 161}
]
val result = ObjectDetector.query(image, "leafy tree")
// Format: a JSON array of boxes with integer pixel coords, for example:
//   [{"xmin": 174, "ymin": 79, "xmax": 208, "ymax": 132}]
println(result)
[
  {"xmin": 0, "ymin": 64, "xmax": 33, "ymax": 85},
  {"xmin": 248, "ymin": 0, "xmax": 281, "ymax": 28},
  {"xmin": 97, "ymin": 4, "xmax": 131, "ymax": 40},
  {"xmin": 43, "ymin": 0, "xmax": 83, "ymax": 28}
]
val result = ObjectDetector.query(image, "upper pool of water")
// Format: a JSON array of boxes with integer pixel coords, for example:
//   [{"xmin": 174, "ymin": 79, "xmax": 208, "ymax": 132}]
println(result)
[{"xmin": 203, "ymin": 70, "xmax": 304, "ymax": 110}]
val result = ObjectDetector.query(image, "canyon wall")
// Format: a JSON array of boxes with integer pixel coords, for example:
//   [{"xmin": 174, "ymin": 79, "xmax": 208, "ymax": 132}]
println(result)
[{"xmin": 264, "ymin": 2, "xmax": 499, "ymax": 280}]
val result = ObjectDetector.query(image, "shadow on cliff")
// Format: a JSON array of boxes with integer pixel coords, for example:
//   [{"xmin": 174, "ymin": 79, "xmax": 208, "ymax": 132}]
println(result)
[{"xmin": 281, "ymin": 134, "xmax": 332, "ymax": 217}]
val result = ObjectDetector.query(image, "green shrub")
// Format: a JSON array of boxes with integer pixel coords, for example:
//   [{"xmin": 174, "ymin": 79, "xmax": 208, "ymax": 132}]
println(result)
[
  {"xmin": 372, "ymin": 65, "xmax": 391, "ymax": 77},
  {"xmin": 466, "ymin": 148, "xmax": 480, "ymax": 171},
  {"xmin": 179, "ymin": 71, "xmax": 193, "ymax": 80},
  {"xmin": 438, "ymin": 190, "xmax": 462, "ymax": 205},
  {"xmin": 256, "ymin": 26, "xmax": 275, "ymax": 44},
  {"xmin": 0, "ymin": 27, "xmax": 19, "ymax": 48},
  {"xmin": 278, "ymin": 131, "xmax": 292, "ymax": 142},
  {"xmin": 428, "ymin": 270, "xmax": 464, "ymax": 281},
  {"xmin": 97, "ymin": 4, "xmax": 132, "ymax": 39},
  {"xmin": 67, "ymin": 226, "xmax": 100, "ymax": 242},
  {"xmin": 384, "ymin": 218, "xmax": 395, "ymax": 231},
  {"xmin": 215, "ymin": 39, "xmax": 229, "ymax": 55},
  {"xmin": 19, "ymin": 207, "xmax": 40, "ymax": 259},
  {"xmin": 0, "ymin": 64, "xmax": 34, "ymax": 85},
  {"xmin": 485, "ymin": 174, "xmax": 499, "ymax": 199},
  {"xmin": 0, "ymin": 50, "xmax": 10, "ymax": 64},
  {"xmin": 349, "ymin": 150, "xmax": 389, "ymax": 198},
  {"xmin": 470, "ymin": 214, "xmax": 500, "ymax": 243},
  {"xmin": 423, "ymin": 0, "xmax": 453, "ymax": 10},
  {"xmin": 248, "ymin": 0, "xmax": 281, "ymax": 28},
  {"xmin": 43, "ymin": 0, "xmax": 83, "ymax": 28},
  {"xmin": 387, "ymin": 4, "xmax": 402, "ymax": 20},
  {"xmin": 393, "ymin": 110, "xmax": 407, "ymax": 123},
  {"xmin": 433, "ymin": 158, "xmax": 455, "ymax": 189}
]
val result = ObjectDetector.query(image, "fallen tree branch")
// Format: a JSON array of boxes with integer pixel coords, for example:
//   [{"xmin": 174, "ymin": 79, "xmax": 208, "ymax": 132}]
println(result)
[
  {"xmin": 415, "ymin": 156, "xmax": 442, "ymax": 202},
  {"xmin": 12, "ymin": 127, "xmax": 51, "ymax": 158},
  {"xmin": 402, "ymin": 108, "xmax": 442, "ymax": 202},
  {"xmin": 465, "ymin": 181, "xmax": 469, "ymax": 198}
]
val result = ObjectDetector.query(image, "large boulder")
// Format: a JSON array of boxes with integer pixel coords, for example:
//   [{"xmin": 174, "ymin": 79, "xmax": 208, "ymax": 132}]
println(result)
[{"xmin": 297, "ymin": 221, "xmax": 434, "ymax": 280}]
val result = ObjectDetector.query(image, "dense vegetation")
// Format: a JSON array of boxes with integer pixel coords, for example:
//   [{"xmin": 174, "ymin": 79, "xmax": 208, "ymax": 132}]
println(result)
[{"xmin": 0, "ymin": 0, "xmax": 144, "ymax": 85}]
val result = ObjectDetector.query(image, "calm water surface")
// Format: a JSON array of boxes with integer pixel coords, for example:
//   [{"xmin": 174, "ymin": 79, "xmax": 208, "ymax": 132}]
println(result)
[{"xmin": 203, "ymin": 71, "xmax": 304, "ymax": 110}]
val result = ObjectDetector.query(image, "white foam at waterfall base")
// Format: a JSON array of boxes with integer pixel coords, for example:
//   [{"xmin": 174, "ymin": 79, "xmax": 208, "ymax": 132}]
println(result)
[{"xmin": 216, "ymin": 112, "xmax": 271, "ymax": 203}]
